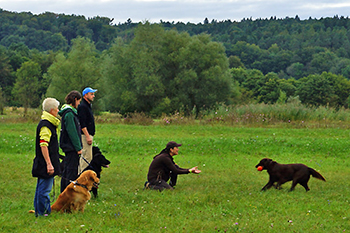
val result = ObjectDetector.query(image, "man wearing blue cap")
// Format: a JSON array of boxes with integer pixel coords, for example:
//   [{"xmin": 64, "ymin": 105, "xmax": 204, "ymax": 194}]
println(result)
[{"xmin": 78, "ymin": 87, "xmax": 97, "ymax": 173}]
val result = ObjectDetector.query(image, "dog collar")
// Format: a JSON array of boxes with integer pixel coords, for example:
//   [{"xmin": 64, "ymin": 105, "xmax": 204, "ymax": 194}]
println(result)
[{"xmin": 71, "ymin": 180, "xmax": 88, "ymax": 190}]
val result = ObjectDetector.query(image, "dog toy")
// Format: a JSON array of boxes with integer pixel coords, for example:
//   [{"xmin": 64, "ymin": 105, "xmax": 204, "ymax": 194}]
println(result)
[{"xmin": 257, "ymin": 166, "xmax": 263, "ymax": 171}]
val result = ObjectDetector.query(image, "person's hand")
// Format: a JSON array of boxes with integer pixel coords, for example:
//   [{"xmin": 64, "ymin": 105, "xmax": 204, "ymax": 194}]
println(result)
[
  {"xmin": 47, "ymin": 164, "xmax": 54, "ymax": 175},
  {"xmin": 77, "ymin": 150, "xmax": 82, "ymax": 155},
  {"xmin": 189, "ymin": 166, "xmax": 201, "ymax": 174},
  {"xmin": 87, "ymin": 135, "xmax": 93, "ymax": 145}
]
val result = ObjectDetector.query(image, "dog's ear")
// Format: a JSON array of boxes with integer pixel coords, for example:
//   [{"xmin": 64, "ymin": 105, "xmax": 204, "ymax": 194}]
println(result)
[
  {"xmin": 86, "ymin": 171, "xmax": 95, "ymax": 183},
  {"xmin": 92, "ymin": 146, "xmax": 101, "ymax": 155},
  {"xmin": 92, "ymin": 172, "xmax": 99, "ymax": 182},
  {"xmin": 269, "ymin": 159, "xmax": 277, "ymax": 167},
  {"xmin": 262, "ymin": 158, "xmax": 271, "ymax": 164},
  {"xmin": 266, "ymin": 158, "xmax": 273, "ymax": 166}
]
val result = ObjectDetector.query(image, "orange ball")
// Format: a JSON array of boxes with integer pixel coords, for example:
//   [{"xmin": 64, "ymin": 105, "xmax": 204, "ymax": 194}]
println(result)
[{"xmin": 257, "ymin": 166, "xmax": 263, "ymax": 171}]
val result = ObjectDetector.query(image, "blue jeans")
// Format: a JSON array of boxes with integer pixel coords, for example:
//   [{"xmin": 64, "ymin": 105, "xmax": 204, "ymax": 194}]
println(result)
[{"xmin": 34, "ymin": 177, "xmax": 54, "ymax": 216}]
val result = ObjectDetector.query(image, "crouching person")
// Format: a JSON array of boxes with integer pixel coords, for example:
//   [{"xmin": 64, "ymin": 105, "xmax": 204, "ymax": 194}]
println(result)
[{"xmin": 145, "ymin": 141, "xmax": 201, "ymax": 191}]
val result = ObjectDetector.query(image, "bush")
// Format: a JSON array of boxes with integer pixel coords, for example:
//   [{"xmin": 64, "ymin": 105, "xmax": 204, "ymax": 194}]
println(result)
[
  {"xmin": 203, "ymin": 102, "xmax": 350, "ymax": 128},
  {"xmin": 95, "ymin": 112, "xmax": 123, "ymax": 124},
  {"xmin": 123, "ymin": 112, "xmax": 154, "ymax": 125},
  {"xmin": 159, "ymin": 112, "xmax": 196, "ymax": 125}
]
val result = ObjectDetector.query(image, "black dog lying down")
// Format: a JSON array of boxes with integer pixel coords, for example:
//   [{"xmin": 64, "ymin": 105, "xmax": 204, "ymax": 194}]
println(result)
[
  {"xmin": 256, "ymin": 158, "xmax": 326, "ymax": 191},
  {"xmin": 83, "ymin": 146, "xmax": 111, "ymax": 198}
]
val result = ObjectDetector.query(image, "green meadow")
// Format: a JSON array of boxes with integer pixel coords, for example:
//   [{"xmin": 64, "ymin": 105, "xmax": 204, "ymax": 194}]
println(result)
[{"xmin": 1, "ymin": 122, "xmax": 350, "ymax": 232}]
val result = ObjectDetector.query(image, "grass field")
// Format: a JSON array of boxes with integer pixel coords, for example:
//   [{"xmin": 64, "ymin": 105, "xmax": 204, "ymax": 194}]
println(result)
[{"xmin": 1, "ymin": 122, "xmax": 350, "ymax": 232}]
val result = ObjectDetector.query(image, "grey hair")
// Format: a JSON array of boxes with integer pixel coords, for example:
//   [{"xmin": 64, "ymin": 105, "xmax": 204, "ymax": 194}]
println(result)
[{"xmin": 42, "ymin": 98, "xmax": 60, "ymax": 112}]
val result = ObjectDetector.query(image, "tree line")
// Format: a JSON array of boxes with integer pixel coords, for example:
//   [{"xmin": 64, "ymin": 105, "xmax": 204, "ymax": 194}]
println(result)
[{"xmin": 1, "ymin": 10, "xmax": 350, "ymax": 116}]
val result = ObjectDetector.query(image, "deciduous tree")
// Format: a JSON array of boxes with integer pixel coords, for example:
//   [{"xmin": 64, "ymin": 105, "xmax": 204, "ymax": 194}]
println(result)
[
  {"xmin": 12, "ymin": 61, "xmax": 41, "ymax": 114},
  {"xmin": 46, "ymin": 37, "xmax": 100, "ymax": 104},
  {"xmin": 101, "ymin": 23, "xmax": 234, "ymax": 117}
]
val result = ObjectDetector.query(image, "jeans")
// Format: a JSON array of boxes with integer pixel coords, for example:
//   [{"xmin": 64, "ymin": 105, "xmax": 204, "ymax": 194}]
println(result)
[{"xmin": 34, "ymin": 177, "xmax": 54, "ymax": 216}]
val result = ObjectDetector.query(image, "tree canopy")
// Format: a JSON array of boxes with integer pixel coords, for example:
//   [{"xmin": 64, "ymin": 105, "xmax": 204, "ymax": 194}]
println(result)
[
  {"xmin": 100, "ymin": 23, "xmax": 234, "ymax": 116},
  {"xmin": 2, "ymin": 11, "xmax": 350, "ymax": 115},
  {"xmin": 46, "ymin": 37, "xmax": 101, "ymax": 104}
]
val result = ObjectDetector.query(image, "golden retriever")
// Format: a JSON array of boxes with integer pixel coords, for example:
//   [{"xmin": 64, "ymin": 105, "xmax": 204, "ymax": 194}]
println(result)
[{"xmin": 51, "ymin": 170, "xmax": 100, "ymax": 213}]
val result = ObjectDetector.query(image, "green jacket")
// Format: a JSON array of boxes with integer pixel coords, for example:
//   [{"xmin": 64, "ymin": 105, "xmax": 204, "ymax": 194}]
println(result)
[{"xmin": 58, "ymin": 104, "xmax": 82, "ymax": 152}]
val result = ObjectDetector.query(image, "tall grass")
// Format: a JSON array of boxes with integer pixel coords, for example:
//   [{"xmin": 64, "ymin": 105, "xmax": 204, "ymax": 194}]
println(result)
[
  {"xmin": 204, "ymin": 102, "xmax": 350, "ymax": 128},
  {"xmin": 0, "ymin": 107, "xmax": 41, "ymax": 123},
  {"xmin": 1, "ymin": 123, "xmax": 350, "ymax": 232},
  {"xmin": 3, "ymin": 102, "xmax": 350, "ymax": 128}
]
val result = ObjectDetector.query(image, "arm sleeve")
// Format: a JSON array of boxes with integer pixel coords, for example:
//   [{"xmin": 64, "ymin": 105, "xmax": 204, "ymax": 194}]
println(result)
[
  {"xmin": 64, "ymin": 112, "xmax": 82, "ymax": 152},
  {"xmin": 39, "ymin": 126, "xmax": 51, "ymax": 147},
  {"xmin": 163, "ymin": 157, "xmax": 190, "ymax": 174},
  {"xmin": 78, "ymin": 105, "xmax": 88, "ymax": 129}
]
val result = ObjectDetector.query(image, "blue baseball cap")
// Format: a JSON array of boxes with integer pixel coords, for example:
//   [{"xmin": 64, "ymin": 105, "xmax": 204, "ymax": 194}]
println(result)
[{"xmin": 82, "ymin": 87, "xmax": 97, "ymax": 96}]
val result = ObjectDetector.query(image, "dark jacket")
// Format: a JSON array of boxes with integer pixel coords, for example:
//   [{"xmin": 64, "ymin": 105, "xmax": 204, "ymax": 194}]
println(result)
[
  {"xmin": 147, "ymin": 152, "xmax": 189, "ymax": 184},
  {"xmin": 78, "ymin": 98, "xmax": 95, "ymax": 136},
  {"xmin": 59, "ymin": 105, "xmax": 82, "ymax": 153},
  {"xmin": 32, "ymin": 120, "xmax": 61, "ymax": 178}
]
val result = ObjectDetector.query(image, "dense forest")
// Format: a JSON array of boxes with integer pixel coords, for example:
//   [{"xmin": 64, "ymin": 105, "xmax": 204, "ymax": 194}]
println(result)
[{"xmin": 1, "ymin": 9, "xmax": 350, "ymax": 116}]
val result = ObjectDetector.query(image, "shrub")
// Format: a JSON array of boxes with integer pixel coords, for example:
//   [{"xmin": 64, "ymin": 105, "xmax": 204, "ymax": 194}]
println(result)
[
  {"xmin": 123, "ymin": 112, "xmax": 154, "ymax": 126},
  {"xmin": 159, "ymin": 112, "xmax": 196, "ymax": 125},
  {"xmin": 95, "ymin": 111, "xmax": 123, "ymax": 124}
]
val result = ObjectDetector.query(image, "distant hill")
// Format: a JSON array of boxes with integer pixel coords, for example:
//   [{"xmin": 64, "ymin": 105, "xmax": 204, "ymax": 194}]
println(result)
[{"xmin": 1, "ymin": 9, "xmax": 350, "ymax": 79}]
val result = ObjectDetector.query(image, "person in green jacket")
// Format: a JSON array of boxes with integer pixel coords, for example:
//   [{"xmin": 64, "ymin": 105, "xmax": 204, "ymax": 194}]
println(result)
[{"xmin": 59, "ymin": 90, "xmax": 83, "ymax": 193}]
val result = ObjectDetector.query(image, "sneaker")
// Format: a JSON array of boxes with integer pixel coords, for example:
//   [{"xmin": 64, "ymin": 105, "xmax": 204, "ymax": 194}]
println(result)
[{"xmin": 144, "ymin": 181, "xmax": 150, "ymax": 189}]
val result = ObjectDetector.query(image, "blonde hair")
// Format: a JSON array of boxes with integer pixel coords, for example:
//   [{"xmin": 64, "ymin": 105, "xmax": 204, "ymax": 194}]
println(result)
[{"xmin": 42, "ymin": 98, "xmax": 60, "ymax": 112}]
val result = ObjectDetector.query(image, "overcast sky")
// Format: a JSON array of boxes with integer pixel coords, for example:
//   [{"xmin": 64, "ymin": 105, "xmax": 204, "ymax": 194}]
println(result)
[{"xmin": 1, "ymin": 0, "xmax": 350, "ymax": 25}]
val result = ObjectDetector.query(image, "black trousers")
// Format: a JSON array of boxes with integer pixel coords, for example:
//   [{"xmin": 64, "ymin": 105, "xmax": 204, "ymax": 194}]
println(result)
[
  {"xmin": 60, "ymin": 151, "xmax": 79, "ymax": 193},
  {"xmin": 149, "ymin": 172, "xmax": 178, "ymax": 191}
]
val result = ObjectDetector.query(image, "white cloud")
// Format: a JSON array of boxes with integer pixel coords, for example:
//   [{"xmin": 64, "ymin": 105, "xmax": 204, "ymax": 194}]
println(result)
[
  {"xmin": 0, "ymin": 0, "xmax": 349, "ymax": 24},
  {"xmin": 301, "ymin": 2, "xmax": 350, "ymax": 10}
]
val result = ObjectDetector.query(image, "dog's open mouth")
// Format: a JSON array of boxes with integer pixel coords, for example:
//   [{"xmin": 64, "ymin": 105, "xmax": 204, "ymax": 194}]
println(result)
[
  {"xmin": 102, "ymin": 164, "xmax": 109, "ymax": 168},
  {"xmin": 93, "ymin": 182, "xmax": 99, "ymax": 189}
]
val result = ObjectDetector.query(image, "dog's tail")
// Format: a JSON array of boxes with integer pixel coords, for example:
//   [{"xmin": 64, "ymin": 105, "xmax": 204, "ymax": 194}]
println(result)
[{"xmin": 309, "ymin": 168, "xmax": 326, "ymax": 181}]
